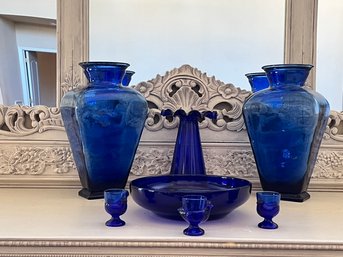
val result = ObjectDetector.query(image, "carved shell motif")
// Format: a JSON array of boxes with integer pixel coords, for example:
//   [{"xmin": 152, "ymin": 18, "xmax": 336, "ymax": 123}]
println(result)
[{"xmin": 133, "ymin": 64, "xmax": 251, "ymax": 132}]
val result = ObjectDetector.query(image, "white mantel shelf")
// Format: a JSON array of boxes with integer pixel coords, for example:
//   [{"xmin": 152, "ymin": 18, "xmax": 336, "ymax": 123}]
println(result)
[{"xmin": 0, "ymin": 188, "xmax": 342, "ymax": 257}]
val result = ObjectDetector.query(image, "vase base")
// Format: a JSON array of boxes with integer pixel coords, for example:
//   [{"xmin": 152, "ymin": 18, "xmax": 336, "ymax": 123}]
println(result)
[
  {"xmin": 281, "ymin": 192, "xmax": 310, "ymax": 202},
  {"xmin": 78, "ymin": 188, "xmax": 104, "ymax": 200}
]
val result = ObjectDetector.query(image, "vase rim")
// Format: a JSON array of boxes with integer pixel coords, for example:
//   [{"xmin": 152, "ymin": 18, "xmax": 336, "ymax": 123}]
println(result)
[
  {"xmin": 79, "ymin": 61, "xmax": 130, "ymax": 68},
  {"xmin": 262, "ymin": 64, "xmax": 313, "ymax": 70},
  {"xmin": 125, "ymin": 70, "xmax": 135, "ymax": 75},
  {"xmin": 245, "ymin": 72, "xmax": 266, "ymax": 78}
]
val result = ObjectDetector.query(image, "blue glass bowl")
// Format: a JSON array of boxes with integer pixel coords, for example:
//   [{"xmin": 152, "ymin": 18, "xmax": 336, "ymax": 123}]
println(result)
[{"xmin": 130, "ymin": 175, "xmax": 252, "ymax": 220}]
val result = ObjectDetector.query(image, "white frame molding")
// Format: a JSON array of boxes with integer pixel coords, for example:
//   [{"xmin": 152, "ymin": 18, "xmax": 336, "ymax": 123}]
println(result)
[
  {"xmin": 0, "ymin": 238, "xmax": 342, "ymax": 256},
  {"xmin": 0, "ymin": 0, "xmax": 342, "ymax": 191},
  {"xmin": 284, "ymin": 0, "xmax": 318, "ymax": 89}
]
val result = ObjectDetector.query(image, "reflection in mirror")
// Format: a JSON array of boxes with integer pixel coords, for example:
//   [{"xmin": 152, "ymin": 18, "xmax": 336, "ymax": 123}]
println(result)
[
  {"xmin": 0, "ymin": 0, "xmax": 56, "ymax": 107},
  {"xmin": 316, "ymin": 0, "xmax": 343, "ymax": 111},
  {"xmin": 90, "ymin": 0, "xmax": 285, "ymax": 90}
]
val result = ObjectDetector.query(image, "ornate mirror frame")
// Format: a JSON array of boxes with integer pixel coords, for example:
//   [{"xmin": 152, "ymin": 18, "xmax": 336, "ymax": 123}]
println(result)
[{"xmin": 0, "ymin": 0, "xmax": 342, "ymax": 191}]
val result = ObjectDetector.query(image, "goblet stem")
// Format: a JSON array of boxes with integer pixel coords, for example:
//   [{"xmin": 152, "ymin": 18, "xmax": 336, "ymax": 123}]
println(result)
[
  {"xmin": 183, "ymin": 225, "xmax": 204, "ymax": 236},
  {"xmin": 105, "ymin": 216, "xmax": 126, "ymax": 227}
]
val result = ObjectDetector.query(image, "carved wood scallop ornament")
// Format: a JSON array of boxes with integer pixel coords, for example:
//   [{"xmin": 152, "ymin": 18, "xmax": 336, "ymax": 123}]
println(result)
[
  {"xmin": 136, "ymin": 64, "xmax": 251, "ymax": 132},
  {"xmin": 0, "ymin": 0, "xmax": 342, "ymax": 190}
]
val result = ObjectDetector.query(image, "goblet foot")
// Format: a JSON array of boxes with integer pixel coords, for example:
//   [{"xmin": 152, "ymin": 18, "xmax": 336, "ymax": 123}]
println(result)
[
  {"xmin": 105, "ymin": 217, "xmax": 126, "ymax": 227},
  {"xmin": 258, "ymin": 219, "xmax": 278, "ymax": 229},
  {"xmin": 183, "ymin": 226, "xmax": 204, "ymax": 236}
]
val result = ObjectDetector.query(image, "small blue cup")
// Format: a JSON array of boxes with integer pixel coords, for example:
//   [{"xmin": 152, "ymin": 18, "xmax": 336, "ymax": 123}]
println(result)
[
  {"xmin": 256, "ymin": 191, "xmax": 280, "ymax": 229},
  {"xmin": 104, "ymin": 189, "xmax": 129, "ymax": 227},
  {"xmin": 178, "ymin": 195, "xmax": 213, "ymax": 236}
]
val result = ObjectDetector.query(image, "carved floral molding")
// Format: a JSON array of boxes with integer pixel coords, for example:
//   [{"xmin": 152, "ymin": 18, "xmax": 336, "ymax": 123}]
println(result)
[
  {"xmin": 0, "ymin": 145, "xmax": 342, "ymax": 184},
  {"xmin": 314, "ymin": 151, "xmax": 343, "ymax": 178},
  {"xmin": 130, "ymin": 147, "xmax": 343, "ymax": 180},
  {"xmin": 0, "ymin": 147, "xmax": 75, "ymax": 175},
  {"xmin": 60, "ymin": 66, "xmax": 83, "ymax": 95}
]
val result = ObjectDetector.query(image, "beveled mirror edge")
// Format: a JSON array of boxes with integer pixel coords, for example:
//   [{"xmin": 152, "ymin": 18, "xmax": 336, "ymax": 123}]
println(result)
[{"xmin": 0, "ymin": 0, "xmax": 342, "ymax": 191}]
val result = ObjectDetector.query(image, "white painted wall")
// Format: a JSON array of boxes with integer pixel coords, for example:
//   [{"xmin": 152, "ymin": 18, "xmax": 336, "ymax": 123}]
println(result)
[
  {"xmin": 15, "ymin": 24, "xmax": 56, "ymax": 105},
  {"xmin": 89, "ymin": 0, "xmax": 285, "ymax": 89},
  {"xmin": 0, "ymin": 0, "xmax": 56, "ymax": 19},
  {"xmin": 317, "ymin": 0, "xmax": 343, "ymax": 111},
  {"xmin": 0, "ymin": 87, "xmax": 3, "ymax": 104},
  {"xmin": 16, "ymin": 23, "xmax": 56, "ymax": 51},
  {"xmin": 0, "ymin": 18, "xmax": 23, "ymax": 105},
  {"xmin": 0, "ymin": 0, "xmax": 56, "ymax": 105}
]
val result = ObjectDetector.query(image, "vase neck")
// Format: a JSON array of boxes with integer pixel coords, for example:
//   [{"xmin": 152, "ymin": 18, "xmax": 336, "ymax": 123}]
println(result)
[
  {"xmin": 166, "ymin": 110, "xmax": 206, "ymax": 176},
  {"xmin": 262, "ymin": 64, "xmax": 313, "ymax": 88},
  {"xmin": 79, "ymin": 62, "xmax": 130, "ymax": 86},
  {"xmin": 170, "ymin": 115, "xmax": 206, "ymax": 175}
]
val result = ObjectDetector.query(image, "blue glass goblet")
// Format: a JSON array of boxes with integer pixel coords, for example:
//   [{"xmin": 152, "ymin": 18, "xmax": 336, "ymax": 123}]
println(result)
[
  {"xmin": 178, "ymin": 195, "xmax": 213, "ymax": 236},
  {"xmin": 256, "ymin": 191, "xmax": 280, "ymax": 229},
  {"xmin": 104, "ymin": 189, "xmax": 129, "ymax": 227}
]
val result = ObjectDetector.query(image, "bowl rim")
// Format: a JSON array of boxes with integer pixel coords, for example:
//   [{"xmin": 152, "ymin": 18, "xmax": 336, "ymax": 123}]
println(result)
[{"xmin": 130, "ymin": 174, "xmax": 252, "ymax": 194}]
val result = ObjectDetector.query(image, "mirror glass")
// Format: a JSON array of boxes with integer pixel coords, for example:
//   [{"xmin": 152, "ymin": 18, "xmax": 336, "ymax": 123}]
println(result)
[
  {"xmin": 89, "ymin": 0, "xmax": 285, "ymax": 90},
  {"xmin": 0, "ymin": 0, "xmax": 56, "ymax": 106},
  {"xmin": 316, "ymin": 0, "xmax": 343, "ymax": 111}
]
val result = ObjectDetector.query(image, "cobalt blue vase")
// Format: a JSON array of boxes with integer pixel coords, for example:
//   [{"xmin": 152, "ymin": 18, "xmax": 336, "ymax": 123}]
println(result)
[
  {"xmin": 61, "ymin": 62, "xmax": 148, "ymax": 199},
  {"xmin": 245, "ymin": 72, "xmax": 269, "ymax": 93},
  {"xmin": 243, "ymin": 64, "xmax": 330, "ymax": 202}
]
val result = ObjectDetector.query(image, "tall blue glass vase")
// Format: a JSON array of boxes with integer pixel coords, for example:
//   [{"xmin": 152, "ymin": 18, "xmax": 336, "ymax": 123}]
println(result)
[
  {"xmin": 61, "ymin": 62, "xmax": 148, "ymax": 199},
  {"xmin": 243, "ymin": 64, "xmax": 330, "ymax": 202}
]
